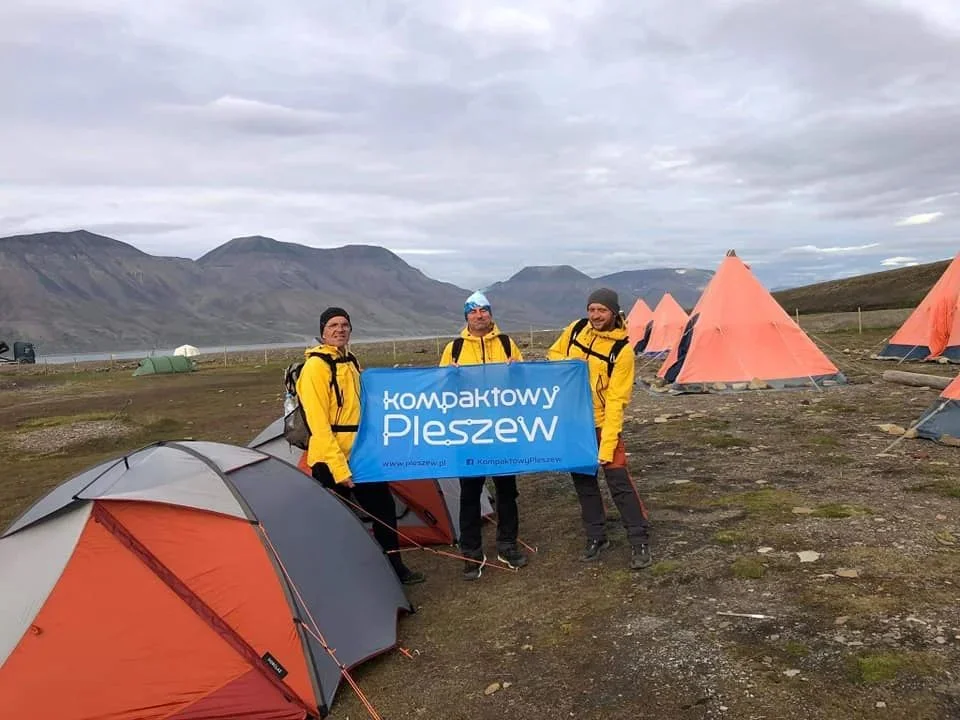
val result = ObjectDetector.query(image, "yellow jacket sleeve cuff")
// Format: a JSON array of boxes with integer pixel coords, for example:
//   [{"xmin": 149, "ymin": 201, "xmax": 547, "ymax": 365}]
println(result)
[{"xmin": 329, "ymin": 457, "xmax": 352, "ymax": 483}]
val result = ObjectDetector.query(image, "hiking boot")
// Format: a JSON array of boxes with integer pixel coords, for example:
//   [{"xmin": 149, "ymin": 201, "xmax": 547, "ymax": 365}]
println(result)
[
  {"xmin": 580, "ymin": 538, "xmax": 610, "ymax": 562},
  {"xmin": 630, "ymin": 544, "xmax": 652, "ymax": 570},
  {"xmin": 497, "ymin": 545, "xmax": 528, "ymax": 569},
  {"xmin": 462, "ymin": 552, "xmax": 486, "ymax": 581}
]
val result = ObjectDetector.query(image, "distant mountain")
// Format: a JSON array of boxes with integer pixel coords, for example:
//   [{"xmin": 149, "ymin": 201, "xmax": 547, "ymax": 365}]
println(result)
[
  {"xmin": 193, "ymin": 235, "xmax": 532, "ymax": 338},
  {"xmin": 772, "ymin": 257, "xmax": 953, "ymax": 314},
  {"xmin": 0, "ymin": 230, "xmax": 716, "ymax": 353},
  {"xmin": 0, "ymin": 230, "xmax": 214, "ymax": 352},
  {"xmin": 484, "ymin": 265, "xmax": 713, "ymax": 327}
]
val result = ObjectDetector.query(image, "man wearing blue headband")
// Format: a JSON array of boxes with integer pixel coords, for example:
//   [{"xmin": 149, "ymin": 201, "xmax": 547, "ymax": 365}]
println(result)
[{"xmin": 439, "ymin": 290, "xmax": 528, "ymax": 580}]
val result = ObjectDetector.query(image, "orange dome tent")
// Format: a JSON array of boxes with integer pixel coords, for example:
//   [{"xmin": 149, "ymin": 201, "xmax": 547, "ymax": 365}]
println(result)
[
  {"xmin": 637, "ymin": 293, "xmax": 690, "ymax": 357},
  {"xmin": 875, "ymin": 252, "xmax": 960, "ymax": 362},
  {"xmin": 249, "ymin": 418, "xmax": 495, "ymax": 547},
  {"xmin": 913, "ymin": 373, "xmax": 960, "ymax": 445},
  {"xmin": 0, "ymin": 441, "xmax": 412, "ymax": 719},
  {"xmin": 626, "ymin": 298, "xmax": 653, "ymax": 349},
  {"xmin": 657, "ymin": 250, "xmax": 846, "ymax": 392}
]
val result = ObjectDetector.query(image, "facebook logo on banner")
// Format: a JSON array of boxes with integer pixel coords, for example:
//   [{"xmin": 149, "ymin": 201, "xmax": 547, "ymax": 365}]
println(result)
[{"xmin": 350, "ymin": 360, "xmax": 599, "ymax": 483}]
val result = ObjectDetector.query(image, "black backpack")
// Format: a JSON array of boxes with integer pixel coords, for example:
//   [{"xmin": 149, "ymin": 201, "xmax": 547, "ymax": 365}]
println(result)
[
  {"xmin": 566, "ymin": 318, "xmax": 629, "ymax": 377},
  {"xmin": 450, "ymin": 334, "xmax": 513, "ymax": 363},
  {"xmin": 282, "ymin": 350, "xmax": 360, "ymax": 450}
]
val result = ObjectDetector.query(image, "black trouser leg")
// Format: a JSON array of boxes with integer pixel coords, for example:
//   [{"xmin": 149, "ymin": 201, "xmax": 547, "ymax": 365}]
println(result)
[
  {"xmin": 571, "ymin": 471, "xmax": 607, "ymax": 541},
  {"xmin": 458, "ymin": 476, "xmax": 486, "ymax": 555},
  {"xmin": 603, "ymin": 466, "xmax": 650, "ymax": 545},
  {"xmin": 492, "ymin": 475, "xmax": 519, "ymax": 552},
  {"xmin": 351, "ymin": 482, "xmax": 400, "ymax": 556}
]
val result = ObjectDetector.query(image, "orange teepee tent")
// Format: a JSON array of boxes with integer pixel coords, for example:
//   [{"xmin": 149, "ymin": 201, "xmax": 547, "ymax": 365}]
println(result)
[
  {"xmin": 637, "ymin": 293, "xmax": 689, "ymax": 357},
  {"xmin": 656, "ymin": 250, "xmax": 845, "ymax": 391},
  {"xmin": 626, "ymin": 298, "xmax": 654, "ymax": 349},
  {"xmin": 875, "ymin": 252, "xmax": 960, "ymax": 362},
  {"xmin": 913, "ymin": 373, "xmax": 960, "ymax": 445}
]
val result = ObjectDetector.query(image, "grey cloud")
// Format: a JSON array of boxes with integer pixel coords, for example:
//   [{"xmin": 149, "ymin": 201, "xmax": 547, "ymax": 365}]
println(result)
[
  {"xmin": 1, "ymin": 0, "xmax": 959, "ymax": 290},
  {"xmin": 707, "ymin": 0, "xmax": 959, "ymax": 102},
  {"xmin": 83, "ymin": 221, "xmax": 193, "ymax": 236}
]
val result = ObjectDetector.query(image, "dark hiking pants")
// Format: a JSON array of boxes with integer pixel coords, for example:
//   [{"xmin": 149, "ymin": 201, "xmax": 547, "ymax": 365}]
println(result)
[
  {"xmin": 458, "ymin": 475, "xmax": 519, "ymax": 555},
  {"xmin": 571, "ymin": 433, "xmax": 649, "ymax": 546},
  {"xmin": 312, "ymin": 463, "xmax": 401, "ymax": 561}
]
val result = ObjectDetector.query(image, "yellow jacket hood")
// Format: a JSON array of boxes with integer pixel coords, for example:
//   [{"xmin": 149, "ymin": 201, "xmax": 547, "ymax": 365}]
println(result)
[
  {"xmin": 547, "ymin": 319, "xmax": 634, "ymax": 463},
  {"xmin": 296, "ymin": 343, "xmax": 361, "ymax": 482},
  {"xmin": 439, "ymin": 324, "xmax": 523, "ymax": 366}
]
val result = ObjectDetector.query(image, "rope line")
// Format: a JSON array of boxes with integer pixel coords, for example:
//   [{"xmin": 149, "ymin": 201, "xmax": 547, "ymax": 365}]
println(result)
[
  {"xmin": 259, "ymin": 526, "xmax": 384, "ymax": 720},
  {"xmin": 327, "ymin": 487, "xmax": 520, "ymax": 573}
]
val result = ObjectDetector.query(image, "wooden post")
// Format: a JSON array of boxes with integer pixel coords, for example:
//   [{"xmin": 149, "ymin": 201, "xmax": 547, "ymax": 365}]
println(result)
[
  {"xmin": 223, "ymin": 347, "xmax": 227, "ymax": 366},
  {"xmin": 436, "ymin": 336, "xmax": 441, "ymax": 357},
  {"xmin": 393, "ymin": 340, "xmax": 397, "ymax": 361},
  {"xmin": 795, "ymin": 308, "xmax": 800, "ymax": 326},
  {"xmin": 530, "ymin": 325, "xmax": 534, "ymax": 345},
  {"xmin": 858, "ymin": 306, "xmax": 862, "ymax": 334}
]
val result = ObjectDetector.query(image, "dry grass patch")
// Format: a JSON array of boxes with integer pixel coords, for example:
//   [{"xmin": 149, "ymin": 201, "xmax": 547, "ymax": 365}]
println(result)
[
  {"xmin": 6, "ymin": 419, "xmax": 137, "ymax": 455},
  {"xmin": 710, "ymin": 488, "xmax": 802, "ymax": 520},
  {"xmin": 730, "ymin": 557, "xmax": 766, "ymax": 579},
  {"xmin": 908, "ymin": 479, "xmax": 960, "ymax": 498},
  {"xmin": 713, "ymin": 529, "xmax": 749, "ymax": 545},
  {"xmin": 650, "ymin": 560, "xmax": 681, "ymax": 577},
  {"xmin": 846, "ymin": 651, "xmax": 945, "ymax": 685},
  {"xmin": 703, "ymin": 434, "xmax": 750, "ymax": 449}
]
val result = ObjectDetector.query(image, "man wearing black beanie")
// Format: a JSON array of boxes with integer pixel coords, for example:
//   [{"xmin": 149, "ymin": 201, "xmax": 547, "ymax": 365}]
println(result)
[
  {"xmin": 546, "ymin": 288, "xmax": 652, "ymax": 570},
  {"xmin": 298, "ymin": 306, "xmax": 425, "ymax": 585}
]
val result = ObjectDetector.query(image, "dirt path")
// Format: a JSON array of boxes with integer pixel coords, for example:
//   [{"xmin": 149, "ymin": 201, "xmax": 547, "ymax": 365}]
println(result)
[{"xmin": 1, "ymin": 328, "xmax": 959, "ymax": 719}]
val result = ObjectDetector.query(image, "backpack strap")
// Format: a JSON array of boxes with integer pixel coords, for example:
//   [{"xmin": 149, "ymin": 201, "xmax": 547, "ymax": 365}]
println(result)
[
  {"xmin": 451, "ymin": 337, "xmax": 465, "ymax": 364},
  {"xmin": 567, "ymin": 318, "xmax": 627, "ymax": 377},
  {"xmin": 307, "ymin": 351, "xmax": 360, "ymax": 432},
  {"xmin": 498, "ymin": 333, "xmax": 512, "ymax": 359},
  {"xmin": 606, "ymin": 338, "xmax": 629, "ymax": 378},
  {"xmin": 451, "ymin": 335, "xmax": 512, "ymax": 363},
  {"xmin": 566, "ymin": 318, "xmax": 590, "ymax": 356}
]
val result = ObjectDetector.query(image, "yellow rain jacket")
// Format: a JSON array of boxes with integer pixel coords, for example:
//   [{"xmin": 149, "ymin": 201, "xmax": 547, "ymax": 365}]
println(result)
[
  {"xmin": 547, "ymin": 319, "xmax": 635, "ymax": 463},
  {"xmin": 439, "ymin": 324, "xmax": 523, "ymax": 367},
  {"xmin": 296, "ymin": 343, "xmax": 361, "ymax": 483}
]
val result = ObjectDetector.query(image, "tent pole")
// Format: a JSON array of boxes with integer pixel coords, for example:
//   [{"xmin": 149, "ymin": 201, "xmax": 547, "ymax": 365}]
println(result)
[{"xmin": 879, "ymin": 399, "xmax": 949, "ymax": 455}]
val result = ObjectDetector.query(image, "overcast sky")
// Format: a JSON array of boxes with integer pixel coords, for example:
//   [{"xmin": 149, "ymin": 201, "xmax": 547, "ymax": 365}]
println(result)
[{"xmin": 1, "ymin": 0, "xmax": 959, "ymax": 290}]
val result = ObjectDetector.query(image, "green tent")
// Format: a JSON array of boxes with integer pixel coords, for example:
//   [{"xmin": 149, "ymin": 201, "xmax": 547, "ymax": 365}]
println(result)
[{"xmin": 132, "ymin": 355, "xmax": 195, "ymax": 377}]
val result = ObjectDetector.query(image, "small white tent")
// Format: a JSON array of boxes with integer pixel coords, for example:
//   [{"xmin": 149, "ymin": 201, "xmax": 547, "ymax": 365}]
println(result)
[{"xmin": 173, "ymin": 344, "xmax": 200, "ymax": 357}]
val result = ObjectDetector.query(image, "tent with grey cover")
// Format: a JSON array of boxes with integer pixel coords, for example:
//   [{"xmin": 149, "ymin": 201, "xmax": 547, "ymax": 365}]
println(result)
[
  {"xmin": 250, "ymin": 417, "xmax": 495, "ymax": 547},
  {"xmin": 0, "ymin": 440, "xmax": 411, "ymax": 719}
]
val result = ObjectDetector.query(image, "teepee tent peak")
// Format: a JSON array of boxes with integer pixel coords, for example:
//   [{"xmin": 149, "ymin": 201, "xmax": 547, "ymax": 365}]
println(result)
[
  {"xmin": 726, "ymin": 249, "xmax": 737, "ymax": 257},
  {"xmin": 626, "ymin": 298, "xmax": 654, "ymax": 349},
  {"xmin": 656, "ymin": 252, "xmax": 845, "ymax": 392},
  {"xmin": 637, "ymin": 293, "xmax": 689, "ymax": 357},
  {"xmin": 875, "ymin": 252, "xmax": 960, "ymax": 363}
]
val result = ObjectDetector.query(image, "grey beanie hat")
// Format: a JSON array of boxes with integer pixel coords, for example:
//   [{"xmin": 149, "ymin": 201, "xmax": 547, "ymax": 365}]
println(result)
[{"xmin": 587, "ymin": 287, "xmax": 620, "ymax": 316}]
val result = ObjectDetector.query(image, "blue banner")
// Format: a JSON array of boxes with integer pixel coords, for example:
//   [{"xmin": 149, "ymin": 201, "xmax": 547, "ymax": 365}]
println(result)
[{"xmin": 350, "ymin": 360, "xmax": 599, "ymax": 482}]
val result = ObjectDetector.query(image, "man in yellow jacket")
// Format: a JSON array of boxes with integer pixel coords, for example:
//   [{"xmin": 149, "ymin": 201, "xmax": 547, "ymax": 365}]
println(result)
[
  {"xmin": 547, "ymin": 288, "xmax": 652, "ymax": 569},
  {"xmin": 439, "ymin": 291, "xmax": 528, "ymax": 580},
  {"xmin": 298, "ymin": 306, "xmax": 425, "ymax": 585}
]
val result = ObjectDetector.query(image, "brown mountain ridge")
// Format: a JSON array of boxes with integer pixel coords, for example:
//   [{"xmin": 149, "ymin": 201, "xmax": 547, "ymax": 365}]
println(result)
[{"xmin": 0, "ymin": 230, "xmax": 712, "ymax": 354}]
